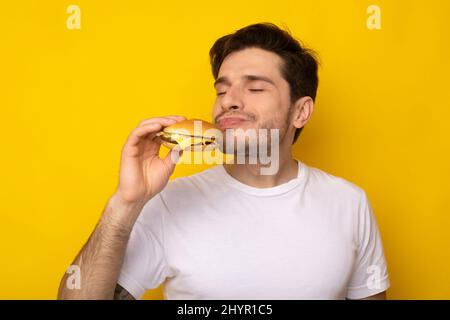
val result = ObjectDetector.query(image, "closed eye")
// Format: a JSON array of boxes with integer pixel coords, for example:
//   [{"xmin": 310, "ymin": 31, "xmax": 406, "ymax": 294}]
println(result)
[{"xmin": 217, "ymin": 89, "xmax": 264, "ymax": 96}]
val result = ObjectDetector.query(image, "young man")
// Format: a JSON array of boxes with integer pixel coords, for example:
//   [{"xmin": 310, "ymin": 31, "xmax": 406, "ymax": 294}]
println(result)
[{"xmin": 58, "ymin": 23, "xmax": 390, "ymax": 300}]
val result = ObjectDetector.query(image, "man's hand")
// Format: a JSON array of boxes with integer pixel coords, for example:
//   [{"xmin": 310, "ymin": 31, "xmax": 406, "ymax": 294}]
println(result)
[{"xmin": 114, "ymin": 116, "xmax": 186, "ymax": 222}]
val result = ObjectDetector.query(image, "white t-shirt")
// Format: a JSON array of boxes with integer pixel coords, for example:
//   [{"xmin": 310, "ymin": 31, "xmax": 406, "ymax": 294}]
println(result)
[{"xmin": 118, "ymin": 160, "xmax": 390, "ymax": 300}]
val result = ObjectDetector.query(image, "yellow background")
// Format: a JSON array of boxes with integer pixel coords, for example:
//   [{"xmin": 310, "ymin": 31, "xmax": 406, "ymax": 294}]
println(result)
[{"xmin": 1, "ymin": 0, "xmax": 449, "ymax": 299}]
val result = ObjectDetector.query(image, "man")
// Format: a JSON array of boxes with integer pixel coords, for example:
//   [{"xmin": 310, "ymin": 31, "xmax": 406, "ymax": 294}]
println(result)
[{"xmin": 58, "ymin": 23, "xmax": 390, "ymax": 300}]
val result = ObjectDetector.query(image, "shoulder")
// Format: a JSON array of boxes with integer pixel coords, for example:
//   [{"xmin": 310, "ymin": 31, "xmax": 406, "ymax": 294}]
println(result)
[
  {"xmin": 153, "ymin": 165, "xmax": 222, "ymax": 209},
  {"xmin": 137, "ymin": 166, "xmax": 220, "ymax": 224},
  {"xmin": 163, "ymin": 165, "xmax": 221, "ymax": 194},
  {"xmin": 302, "ymin": 163, "xmax": 373, "ymax": 237},
  {"xmin": 304, "ymin": 162, "xmax": 368, "ymax": 204}
]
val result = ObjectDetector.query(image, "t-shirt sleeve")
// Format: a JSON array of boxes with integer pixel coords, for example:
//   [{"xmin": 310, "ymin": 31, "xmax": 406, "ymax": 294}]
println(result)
[
  {"xmin": 346, "ymin": 190, "xmax": 390, "ymax": 299},
  {"xmin": 117, "ymin": 194, "xmax": 169, "ymax": 299}
]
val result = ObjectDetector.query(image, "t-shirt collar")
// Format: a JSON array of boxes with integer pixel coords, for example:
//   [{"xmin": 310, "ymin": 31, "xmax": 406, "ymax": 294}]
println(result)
[{"xmin": 216, "ymin": 160, "xmax": 307, "ymax": 197}]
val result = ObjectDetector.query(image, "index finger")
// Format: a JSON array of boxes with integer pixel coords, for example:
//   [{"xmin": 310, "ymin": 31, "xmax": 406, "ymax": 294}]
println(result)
[
  {"xmin": 125, "ymin": 123, "xmax": 162, "ymax": 147},
  {"xmin": 139, "ymin": 115, "xmax": 186, "ymax": 127}
]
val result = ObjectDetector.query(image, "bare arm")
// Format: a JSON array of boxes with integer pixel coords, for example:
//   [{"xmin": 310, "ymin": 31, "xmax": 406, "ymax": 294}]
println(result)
[
  {"xmin": 57, "ymin": 116, "xmax": 185, "ymax": 300},
  {"xmin": 57, "ymin": 195, "xmax": 144, "ymax": 300}
]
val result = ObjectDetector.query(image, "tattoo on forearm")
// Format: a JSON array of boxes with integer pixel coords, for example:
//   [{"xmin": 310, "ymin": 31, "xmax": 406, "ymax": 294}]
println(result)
[{"xmin": 114, "ymin": 284, "xmax": 135, "ymax": 300}]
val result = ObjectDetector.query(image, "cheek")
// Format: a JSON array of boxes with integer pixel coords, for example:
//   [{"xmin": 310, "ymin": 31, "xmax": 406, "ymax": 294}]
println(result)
[
  {"xmin": 211, "ymin": 100, "xmax": 221, "ymax": 118},
  {"xmin": 251, "ymin": 93, "xmax": 286, "ymax": 125}
]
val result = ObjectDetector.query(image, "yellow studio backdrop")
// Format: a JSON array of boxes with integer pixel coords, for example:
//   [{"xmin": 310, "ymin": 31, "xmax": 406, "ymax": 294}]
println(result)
[{"xmin": 1, "ymin": 0, "xmax": 449, "ymax": 299}]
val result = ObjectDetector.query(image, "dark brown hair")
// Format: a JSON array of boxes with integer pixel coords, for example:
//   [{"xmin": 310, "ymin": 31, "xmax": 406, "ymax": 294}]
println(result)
[{"xmin": 209, "ymin": 23, "xmax": 319, "ymax": 143}]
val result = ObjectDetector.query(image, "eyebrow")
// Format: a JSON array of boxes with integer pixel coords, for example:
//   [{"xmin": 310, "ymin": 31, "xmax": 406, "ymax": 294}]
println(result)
[{"xmin": 214, "ymin": 74, "xmax": 276, "ymax": 87}]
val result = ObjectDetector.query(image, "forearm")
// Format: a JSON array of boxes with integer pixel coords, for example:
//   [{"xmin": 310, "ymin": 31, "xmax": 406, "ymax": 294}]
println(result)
[{"xmin": 58, "ymin": 194, "xmax": 145, "ymax": 300}]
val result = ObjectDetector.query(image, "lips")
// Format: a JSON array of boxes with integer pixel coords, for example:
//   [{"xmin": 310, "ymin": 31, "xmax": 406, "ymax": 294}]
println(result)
[{"xmin": 217, "ymin": 116, "xmax": 249, "ymax": 129}]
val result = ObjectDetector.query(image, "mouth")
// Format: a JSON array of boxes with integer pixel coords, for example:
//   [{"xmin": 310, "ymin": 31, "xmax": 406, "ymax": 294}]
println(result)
[{"xmin": 217, "ymin": 117, "xmax": 249, "ymax": 129}]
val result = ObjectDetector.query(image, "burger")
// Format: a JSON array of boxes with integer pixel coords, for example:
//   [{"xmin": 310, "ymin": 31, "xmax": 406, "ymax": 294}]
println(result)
[{"xmin": 157, "ymin": 119, "xmax": 221, "ymax": 151}]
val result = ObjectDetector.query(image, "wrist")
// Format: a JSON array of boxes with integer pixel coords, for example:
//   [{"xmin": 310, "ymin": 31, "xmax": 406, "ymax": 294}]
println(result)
[{"xmin": 102, "ymin": 192, "xmax": 147, "ymax": 232}]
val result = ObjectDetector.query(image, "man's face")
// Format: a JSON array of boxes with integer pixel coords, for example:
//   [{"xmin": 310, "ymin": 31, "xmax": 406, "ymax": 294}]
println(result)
[{"xmin": 212, "ymin": 48, "xmax": 293, "ymax": 154}]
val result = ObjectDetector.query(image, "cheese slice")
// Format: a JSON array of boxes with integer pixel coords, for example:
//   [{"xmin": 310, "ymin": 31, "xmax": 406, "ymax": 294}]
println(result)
[{"xmin": 157, "ymin": 132, "xmax": 217, "ymax": 151}]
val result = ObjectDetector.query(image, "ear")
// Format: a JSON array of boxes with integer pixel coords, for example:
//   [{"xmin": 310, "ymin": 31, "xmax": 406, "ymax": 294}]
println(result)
[{"xmin": 292, "ymin": 96, "xmax": 314, "ymax": 129}]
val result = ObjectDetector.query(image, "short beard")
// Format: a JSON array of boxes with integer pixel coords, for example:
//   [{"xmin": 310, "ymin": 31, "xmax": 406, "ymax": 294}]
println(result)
[{"xmin": 220, "ymin": 114, "xmax": 290, "ymax": 158}]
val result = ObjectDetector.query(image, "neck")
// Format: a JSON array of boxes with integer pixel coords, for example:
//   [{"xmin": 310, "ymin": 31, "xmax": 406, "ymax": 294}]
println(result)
[{"xmin": 223, "ymin": 152, "xmax": 298, "ymax": 188}]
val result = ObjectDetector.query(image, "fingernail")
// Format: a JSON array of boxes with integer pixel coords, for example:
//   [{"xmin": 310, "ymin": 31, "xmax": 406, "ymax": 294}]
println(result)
[{"xmin": 171, "ymin": 149, "xmax": 180, "ymax": 163}]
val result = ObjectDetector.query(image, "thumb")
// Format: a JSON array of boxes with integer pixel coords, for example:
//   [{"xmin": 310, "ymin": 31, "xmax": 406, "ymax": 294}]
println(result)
[{"xmin": 163, "ymin": 147, "xmax": 183, "ymax": 168}]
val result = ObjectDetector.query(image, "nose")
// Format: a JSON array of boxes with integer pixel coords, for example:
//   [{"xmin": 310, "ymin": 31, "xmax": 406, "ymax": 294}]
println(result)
[{"xmin": 220, "ymin": 86, "xmax": 244, "ymax": 112}]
